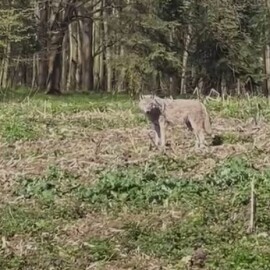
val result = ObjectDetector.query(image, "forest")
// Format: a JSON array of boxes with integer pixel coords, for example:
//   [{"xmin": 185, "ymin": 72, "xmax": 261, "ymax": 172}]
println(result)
[
  {"xmin": 0, "ymin": 0, "xmax": 270, "ymax": 96},
  {"xmin": 2, "ymin": 1, "xmax": 270, "ymax": 270}
]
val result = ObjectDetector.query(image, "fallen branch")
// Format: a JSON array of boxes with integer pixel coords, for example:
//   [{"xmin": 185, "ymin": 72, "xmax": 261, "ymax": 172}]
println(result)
[
  {"xmin": 193, "ymin": 87, "xmax": 202, "ymax": 100},
  {"xmin": 208, "ymin": 88, "xmax": 220, "ymax": 98}
]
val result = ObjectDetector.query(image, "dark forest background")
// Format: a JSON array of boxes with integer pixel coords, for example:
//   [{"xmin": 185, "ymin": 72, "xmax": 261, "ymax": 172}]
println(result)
[{"xmin": 0, "ymin": 0, "xmax": 270, "ymax": 98}]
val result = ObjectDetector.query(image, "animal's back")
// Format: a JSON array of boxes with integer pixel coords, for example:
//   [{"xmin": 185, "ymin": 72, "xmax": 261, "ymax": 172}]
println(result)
[
  {"xmin": 165, "ymin": 99, "xmax": 212, "ymax": 134},
  {"xmin": 184, "ymin": 100, "xmax": 211, "ymax": 134},
  {"xmin": 165, "ymin": 99, "xmax": 203, "ymax": 122}
]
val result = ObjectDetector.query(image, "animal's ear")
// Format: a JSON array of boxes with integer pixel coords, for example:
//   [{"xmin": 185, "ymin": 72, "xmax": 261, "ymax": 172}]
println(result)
[
  {"xmin": 154, "ymin": 97, "xmax": 161, "ymax": 106},
  {"xmin": 154, "ymin": 97, "xmax": 165, "ymax": 111},
  {"xmin": 139, "ymin": 94, "xmax": 146, "ymax": 100}
]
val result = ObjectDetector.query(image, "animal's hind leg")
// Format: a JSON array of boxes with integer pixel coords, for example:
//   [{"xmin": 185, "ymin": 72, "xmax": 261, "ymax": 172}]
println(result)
[
  {"xmin": 186, "ymin": 117, "xmax": 200, "ymax": 149},
  {"xmin": 185, "ymin": 117, "xmax": 193, "ymax": 132},
  {"xmin": 193, "ymin": 131, "xmax": 200, "ymax": 149},
  {"xmin": 197, "ymin": 130, "xmax": 206, "ymax": 148},
  {"xmin": 188, "ymin": 116, "xmax": 206, "ymax": 149}
]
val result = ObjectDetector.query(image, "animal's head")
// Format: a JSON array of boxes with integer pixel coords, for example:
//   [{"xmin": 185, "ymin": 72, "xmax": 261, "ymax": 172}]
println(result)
[
  {"xmin": 138, "ymin": 94, "xmax": 164, "ymax": 113},
  {"xmin": 139, "ymin": 95, "xmax": 158, "ymax": 113}
]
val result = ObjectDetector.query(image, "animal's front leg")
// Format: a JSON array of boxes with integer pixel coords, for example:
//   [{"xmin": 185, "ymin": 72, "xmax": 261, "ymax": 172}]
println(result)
[
  {"xmin": 159, "ymin": 116, "xmax": 166, "ymax": 149},
  {"xmin": 152, "ymin": 122, "xmax": 161, "ymax": 146}
]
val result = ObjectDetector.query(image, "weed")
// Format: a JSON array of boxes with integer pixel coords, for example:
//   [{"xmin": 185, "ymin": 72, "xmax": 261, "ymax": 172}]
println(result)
[
  {"xmin": 206, "ymin": 97, "xmax": 270, "ymax": 120},
  {"xmin": 81, "ymin": 238, "xmax": 118, "ymax": 262},
  {"xmin": 76, "ymin": 156, "xmax": 261, "ymax": 211},
  {"xmin": 222, "ymin": 132, "xmax": 253, "ymax": 144},
  {"xmin": 77, "ymin": 164, "xmax": 202, "ymax": 210},
  {"xmin": 114, "ymin": 157, "xmax": 270, "ymax": 269},
  {"xmin": 14, "ymin": 166, "xmax": 79, "ymax": 204},
  {"xmin": 0, "ymin": 205, "xmax": 56, "ymax": 237},
  {"xmin": 1, "ymin": 89, "xmax": 270, "ymax": 269},
  {"xmin": 0, "ymin": 117, "xmax": 39, "ymax": 142},
  {"xmin": 205, "ymin": 156, "xmax": 253, "ymax": 190}
]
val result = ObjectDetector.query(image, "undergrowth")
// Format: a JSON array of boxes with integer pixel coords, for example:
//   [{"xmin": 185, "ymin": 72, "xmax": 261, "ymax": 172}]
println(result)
[
  {"xmin": 1, "ymin": 89, "xmax": 270, "ymax": 269},
  {"xmin": 7, "ymin": 155, "xmax": 270, "ymax": 269}
]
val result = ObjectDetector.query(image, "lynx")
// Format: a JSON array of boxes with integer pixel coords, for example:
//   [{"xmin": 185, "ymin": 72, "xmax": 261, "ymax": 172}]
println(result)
[{"xmin": 138, "ymin": 94, "xmax": 212, "ymax": 149}]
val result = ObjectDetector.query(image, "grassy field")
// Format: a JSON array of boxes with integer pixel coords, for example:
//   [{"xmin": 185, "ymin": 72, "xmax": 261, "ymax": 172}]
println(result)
[{"xmin": 1, "ymin": 89, "xmax": 270, "ymax": 269}]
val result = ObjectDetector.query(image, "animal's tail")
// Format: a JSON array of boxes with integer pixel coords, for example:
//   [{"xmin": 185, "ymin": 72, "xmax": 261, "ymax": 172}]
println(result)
[{"xmin": 201, "ymin": 103, "xmax": 212, "ymax": 135}]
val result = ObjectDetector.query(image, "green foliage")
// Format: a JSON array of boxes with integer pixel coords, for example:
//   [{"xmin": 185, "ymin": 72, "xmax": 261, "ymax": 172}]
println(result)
[
  {"xmin": 0, "ymin": 1, "xmax": 37, "ymax": 54},
  {"xmin": 82, "ymin": 238, "xmax": 118, "ymax": 262},
  {"xmin": 5, "ymin": 153, "xmax": 270, "ymax": 269},
  {"xmin": 2, "ymin": 91, "xmax": 270, "ymax": 269},
  {"xmin": 76, "ymin": 155, "xmax": 263, "ymax": 214},
  {"xmin": 0, "ymin": 205, "xmax": 57, "ymax": 237},
  {"xmin": 77, "ymin": 156, "xmax": 204, "ymax": 210},
  {"xmin": 206, "ymin": 97, "xmax": 270, "ymax": 119},
  {"xmin": 117, "ymin": 0, "xmax": 267, "ymax": 94},
  {"xmin": 14, "ymin": 166, "xmax": 79, "ymax": 204},
  {"xmin": 222, "ymin": 132, "xmax": 253, "ymax": 144},
  {"xmin": 0, "ymin": 91, "xmax": 145, "ymax": 141},
  {"xmin": 121, "ymin": 221, "xmax": 270, "ymax": 269},
  {"xmin": 206, "ymin": 156, "xmax": 253, "ymax": 190},
  {"xmin": 113, "ymin": 156, "xmax": 270, "ymax": 269},
  {"xmin": 0, "ymin": 9, "xmax": 30, "ymax": 46},
  {"xmin": 0, "ymin": 116, "xmax": 39, "ymax": 142},
  {"xmin": 115, "ymin": 0, "xmax": 181, "ymax": 92}
]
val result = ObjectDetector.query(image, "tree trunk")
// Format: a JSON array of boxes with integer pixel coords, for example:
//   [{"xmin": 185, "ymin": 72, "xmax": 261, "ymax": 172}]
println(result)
[
  {"xmin": 0, "ymin": 59, "xmax": 3, "ymax": 87},
  {"xmin": 76, "ymin": 21, "xmax": 82, "ymax": 90},
  {"xmin": 46, "ymin": 1, "xmax": 76, "ymax": 95},
  {"xmin": 264, "ymin": 44, "xmax": 270, "ymax": 99},
  {"xmin": 31, "ymin": 54, "xmax": 37, "ymax": 89},
  {"xmin": 264, "ymin": 0, "xmax": 270, "ymax": 99},
  {"xmin": 236, "ymin": 78, "xmax": 241, "ymax": 96},
  {"xmin": 221, "ymin": 74, "xmax": 227, "ymax": 100},
  {"xmin": 79, "ymin": 8, "xmax": 94, "ymax": 91},
  {"xmin": 61, "ymin": 32, "xmax": 68, "ymax": 91},
  {"xmin": 46, "ymin": 33, "xmax": 64, "ymax": 95},
  {"xmin": 168, "ymin": 28, "xmax": 177, "ymax": 96},
  {"xmin": 93, "ymin": 0, "xmax": 101, "ymax": 90},
  {"xmin": 104, "ymin": 0, "xmax": 112, "ymax": 92},
  {"xmin": 169, "ymin": 76, "xmax": 178, "ymax": 96},
  {"xmin": 99, "ymin": 0, "xmax": 105, "ymax": 91},
  {"xmin": 1, "ymin": 41, "xmax": 11, "ymax": 89},
  {"xmin": 117, "ymin": 45, "xmax": 126, "ymax": 92},
  {"xmin": 180, "ymin": 23, "xmax": 192, "ymax": 95},
  {"xmin": 67, "ymin": 23, "xmax": 75, "ymax": 91},
  {"xmin": 36, "ymin": 0, "xmax": 48, "ymax": 90}
]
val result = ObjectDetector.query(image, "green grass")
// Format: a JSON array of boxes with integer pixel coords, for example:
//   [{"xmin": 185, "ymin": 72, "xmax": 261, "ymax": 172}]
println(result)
[
  {"xmin": 0, "ymin": 90, "xmax": 145, "ymax": 142},
  {"xmin": 1, "ymin": 88, "xmax": 270, "ymax": 269},
  {"xmin": 222, "ymin": 132, "xmax": 254, "ymax": 144},
  {"xmin": 206, "ymin": 96, "xmax": 270, "ymax": 120},
  {"xmin": 14, "ymin": 166, "xmax": 80, "ymax": 203}
]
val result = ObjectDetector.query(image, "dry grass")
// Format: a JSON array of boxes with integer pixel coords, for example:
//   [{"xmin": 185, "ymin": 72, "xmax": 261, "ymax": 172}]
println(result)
[{"xmin": 1, "ymin": 91, "xmax": 270, "ymax": 269}]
